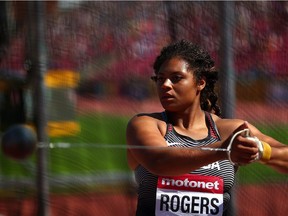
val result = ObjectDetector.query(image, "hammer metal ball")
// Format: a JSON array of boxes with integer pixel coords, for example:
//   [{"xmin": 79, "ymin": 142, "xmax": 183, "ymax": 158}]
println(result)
[{"xmin": 1, "ymin": 124, "xmax": 37, "ymax": 160}]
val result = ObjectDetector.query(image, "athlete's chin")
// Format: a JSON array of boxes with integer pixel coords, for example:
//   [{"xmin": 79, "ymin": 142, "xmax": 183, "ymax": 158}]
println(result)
[{"xmin": 160, "ymin": 102, "xmax": 179, "ymax": 112}]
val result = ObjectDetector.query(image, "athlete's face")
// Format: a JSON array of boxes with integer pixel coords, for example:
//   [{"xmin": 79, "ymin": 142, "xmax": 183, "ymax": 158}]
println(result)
[{"xmin": 154, "ymin": 57, "xmax": 205, "ymax": 112}]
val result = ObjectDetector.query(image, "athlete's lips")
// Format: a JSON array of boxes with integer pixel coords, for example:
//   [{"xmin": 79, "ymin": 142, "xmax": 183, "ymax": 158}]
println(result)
[{"xmin": 160, "ymin": 94, "xmax": 174, "ymax": 100}]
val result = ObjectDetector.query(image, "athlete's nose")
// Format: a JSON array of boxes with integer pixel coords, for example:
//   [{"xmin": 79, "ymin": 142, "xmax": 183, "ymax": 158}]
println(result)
[{"xmin": 161, "ymin": 78, "xmax": 172, "ymax": 89}]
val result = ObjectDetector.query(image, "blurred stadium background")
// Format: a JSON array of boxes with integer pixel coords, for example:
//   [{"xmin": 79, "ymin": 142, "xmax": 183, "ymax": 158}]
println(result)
[{"xmin": 0, "ymin": 1, "xmax": 287, "ymax": 216}]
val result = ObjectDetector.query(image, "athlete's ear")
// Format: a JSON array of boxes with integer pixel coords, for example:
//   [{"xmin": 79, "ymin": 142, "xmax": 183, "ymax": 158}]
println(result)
[{"xmin": 197, "ymin": 78, "xmax": 206, "ymax": 91}]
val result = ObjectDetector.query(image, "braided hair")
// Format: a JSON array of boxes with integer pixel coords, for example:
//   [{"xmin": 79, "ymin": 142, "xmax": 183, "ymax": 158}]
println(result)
[{"xmin": 153, "ymin": 39, "xmax": 221, "ymax": 116}]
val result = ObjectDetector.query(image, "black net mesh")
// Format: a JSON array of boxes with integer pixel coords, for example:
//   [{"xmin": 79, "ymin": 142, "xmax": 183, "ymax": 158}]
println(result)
[{"xmin": 0, "ymin": 1, "xmax": 287, "ymax": 215}]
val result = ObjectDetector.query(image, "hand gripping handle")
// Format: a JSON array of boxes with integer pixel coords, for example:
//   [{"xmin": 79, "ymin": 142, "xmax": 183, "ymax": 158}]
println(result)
[
  {"xmin": 227, "ymin": 128, "xmax": 271, "ymax": 165},
  {"xmin": 226, "ymin": 129, "xmax": 250, "ymax": 165}
]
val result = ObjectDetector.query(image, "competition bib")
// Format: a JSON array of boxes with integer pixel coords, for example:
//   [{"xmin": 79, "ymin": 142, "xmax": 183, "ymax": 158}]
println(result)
[{"xmin": 155, "ymin": 174, "xmax": 224, "ymax": 216}]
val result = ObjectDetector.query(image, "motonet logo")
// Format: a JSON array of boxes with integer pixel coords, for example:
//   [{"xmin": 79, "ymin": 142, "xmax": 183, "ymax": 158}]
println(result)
[
  {"xmin": 158, "ymin": 175, "xmax": 223, "ymax": 193},
  {"xmin": 161, "ymin": 178, "xmax": 220, "ymax": 190}
]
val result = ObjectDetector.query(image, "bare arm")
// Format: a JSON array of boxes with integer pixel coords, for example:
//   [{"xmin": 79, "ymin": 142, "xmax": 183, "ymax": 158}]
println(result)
[{"xmin": 126, "ymin": 114, "xmax": 257, "ymax": 176}]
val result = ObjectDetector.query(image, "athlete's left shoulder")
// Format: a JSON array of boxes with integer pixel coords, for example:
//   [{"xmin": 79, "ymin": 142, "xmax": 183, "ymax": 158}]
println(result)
[
  {"xmin": 212, "ymin": 115, "xmax": 246, "ymax": 136},
  {"xmin": 211, "ymin": 114, "xmax": 243, "ymax": 125}
]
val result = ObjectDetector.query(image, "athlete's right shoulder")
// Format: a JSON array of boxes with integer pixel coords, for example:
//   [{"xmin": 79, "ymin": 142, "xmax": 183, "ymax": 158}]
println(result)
[
  {"xmin": 127, "ymin": 112, "xmax": 166, "ymax": 134},
  {"xmin": 129, "ymin": 112, "xmax": 164, "ymax": 123}
]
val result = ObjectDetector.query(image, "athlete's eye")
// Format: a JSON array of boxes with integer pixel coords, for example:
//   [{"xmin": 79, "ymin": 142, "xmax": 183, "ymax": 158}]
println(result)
[
  {"xmin": 170, "ymin": 75, "xmax": 183, "ymax": 83},
  {"xmin": 151, "ymin": 74, "xmax": 183, "ymax": 84}
]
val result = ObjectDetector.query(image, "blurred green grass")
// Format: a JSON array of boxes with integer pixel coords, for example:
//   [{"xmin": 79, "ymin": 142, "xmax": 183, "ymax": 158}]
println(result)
[{"xmin": 49, "ymin": 113, "xmax": 130, "ymax": 174}]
